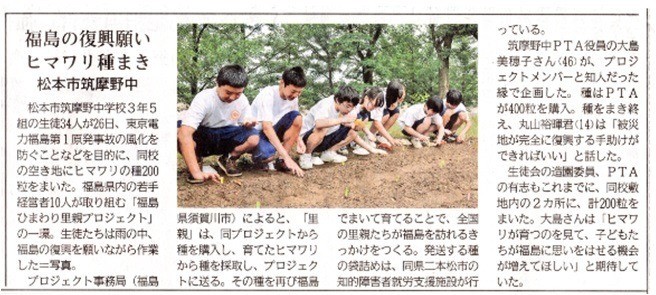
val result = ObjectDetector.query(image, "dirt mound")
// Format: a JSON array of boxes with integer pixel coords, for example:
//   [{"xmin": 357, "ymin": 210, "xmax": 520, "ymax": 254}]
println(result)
[{"xmin": 178, "ymin": 139, "xmax": 478, "ymax": 208}]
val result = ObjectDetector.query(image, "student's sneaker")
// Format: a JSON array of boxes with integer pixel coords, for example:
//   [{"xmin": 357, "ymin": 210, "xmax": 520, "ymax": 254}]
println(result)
[
  {"xmin": 411, "ymin": 138, "xmax": 423, "ymax": 149},
  {"xmin": 352, "ymin": 146, "xmax": 370, "ymax": 156},
  {"xmin": 266, "ymin": 161, "xmax": 276, "ymax": 171},
  {"xmin": 321, "ymin": 150, "xmax": 348, "ymax": 163},
  {"xmin": 273, "ymin": 158, "xmax": 292, "ymax": 172},
  {"xmin": 445, "ymin": 133, "xmax": 458, "ymax": 143},
  {"xmin": 312, "ymin": 156, "xmax": 324, "ymax": 166},
  {"xmin": 299, "ymin": 154, "xmax": 313, "ymax": 170},
  {"xmin": 337, "ymin": 146, "xmax": 349, "ymax": 156},
  {"xmin": 216, "ymin": 155, "xmax": 243, "ymax": 177}
]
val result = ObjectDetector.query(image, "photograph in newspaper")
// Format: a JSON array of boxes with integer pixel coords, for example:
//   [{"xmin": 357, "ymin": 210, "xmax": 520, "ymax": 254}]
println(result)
[{"xmin": 176, "ymin": 24, "xmax": 478, "ymax": 208}]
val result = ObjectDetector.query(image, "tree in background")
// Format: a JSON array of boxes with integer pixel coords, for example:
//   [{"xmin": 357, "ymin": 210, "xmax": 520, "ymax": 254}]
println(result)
[
  {"xmin": 178, "ymin": 24, "xmax": 478, "ymax": 108},
  {"xmin": 428, "ymin": 24, "xmax": 478, "ymax": 100}
]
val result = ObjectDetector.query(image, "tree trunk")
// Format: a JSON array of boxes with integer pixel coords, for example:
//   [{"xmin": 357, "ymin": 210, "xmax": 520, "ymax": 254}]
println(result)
[
  {"xmin": 328, "ymin": 56, "xmax": 334, "ymax": 89},
  {"xmin": 437, "ymin": 35, "xmax": 453, "ymax": 99},
  {"xmin": 438, "ymin": 57, "xmax": 449, "ymax": 99},
  {"xmin": 363, "ymin": 65, "xmax": 374, "ymax": 84},
  {"xmin": 190, "ymin": 24, "xmax": 199, "ymax": 96}
]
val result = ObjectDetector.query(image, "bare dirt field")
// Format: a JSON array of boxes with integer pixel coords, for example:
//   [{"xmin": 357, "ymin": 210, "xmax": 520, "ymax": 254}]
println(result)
[{"xmin": 177, "ymin": 139, "xmax": 478, "ymax": 208}]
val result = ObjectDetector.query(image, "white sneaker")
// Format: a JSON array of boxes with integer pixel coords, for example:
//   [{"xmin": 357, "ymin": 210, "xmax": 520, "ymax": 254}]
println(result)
[
  {"xmin": 337, "ymin": 146, "xmax": 349, "ymax": 156},
  {"xmin": 321, "ymin": 150, "xmax": 348, "ymax": 163},
  {"xmin": 411, "ymin": 138, "xmax": 423, "ymax": 149},
  {"xmin": 311, "ymin": 156, "xmax": 324, "ymax": 166},
  {"xmin": 266, "ymin": 162, "xmax": 276, "ymax": 171},
  {"xmin": 352, "ymin": 146, "xmax": 370, "ymax": 156},
  {"xmin": 299, "ymin": 154, "xmax": 313, "ymax": 170}
]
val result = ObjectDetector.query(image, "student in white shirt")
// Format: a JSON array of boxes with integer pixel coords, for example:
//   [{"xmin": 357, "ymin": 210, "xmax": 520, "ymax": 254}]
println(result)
[
  {"xmin": 298, "ymin": 85, "xmax": 362, "ymax": 170},
  {"xmin": 346, "ymin": 86, "xmax": 391, "ymax": 156},
  {"xmin": 398, "ymin": 96, "xmax": 446, "ymax": 148},
  {"xmin": 251, "ymin": 66, "xmax": 306, "ymax": 177},
  {"xmin": 177, "ymin": 64, "xmax": 259, "ymax": 182},
  {"xmin": 370, "ymin": 80, "xmax": 406, "ymax": 146},
  {"xmin": 441, "ymin": 89, "xmax": 472, "ymax": 143}
]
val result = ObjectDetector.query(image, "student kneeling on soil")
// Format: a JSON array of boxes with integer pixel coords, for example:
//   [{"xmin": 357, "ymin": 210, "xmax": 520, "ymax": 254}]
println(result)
[
  {"xmin": 250, "ymin": 66, "xmax": 307, "ymax": 177},
  {"xmin": 398, "ymin": 96, "xmax": 446, "ymax": 149},
  {"xmin": 299, "ymin": 85, "xmax": 366, "ymax": 170},
  {"xmin": 342, "ymin": 86, "xmax": 391, "ymax": 156},
  {"xmin": 370, "ymin": 80, "xmax": 406, "ymax": 147},
  {"xmin": 178, "ymin": 64, "xmax": 259, "ymax": 182},
  {"xmin": 441, "ymin": 89, "xmax": 472, "ymax": 144}
]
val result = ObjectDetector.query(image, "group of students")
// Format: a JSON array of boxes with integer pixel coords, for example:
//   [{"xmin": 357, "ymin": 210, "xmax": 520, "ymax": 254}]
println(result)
[{"xmin": 178, "ymin": 65, "xmax": 471, "ymax": 182}]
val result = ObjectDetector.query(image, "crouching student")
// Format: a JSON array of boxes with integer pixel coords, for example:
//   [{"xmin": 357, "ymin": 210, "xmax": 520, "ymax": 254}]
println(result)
[
  {"xmin": 298, "ymin": 85, "xmax": 363, "ymax": 170},
  {"xmin": 371, "ymin": 80, "xmax": 406, "ymax": 146},
  {"xmin": 397, "ymin": 96, "xmax": 446, "ymax": 149},
  {"xmin": 178, "ymin": 64, "xmax": 259, "ymax": 182},
  {"xmin": 345, "ymin": 86, "xmax": 391, "ymax": 156},
  {"xmin": 441, "ymin": 89, "xmax": 472, "ymax": 143},
  {"xmin": 250, "ymin": 66, "xmax": 307, "ymax": 177}
]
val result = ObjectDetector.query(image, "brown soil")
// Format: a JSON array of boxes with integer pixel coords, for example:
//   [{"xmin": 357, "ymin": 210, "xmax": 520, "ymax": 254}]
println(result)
[{"xmin": 177, "ymin": 139, "xmax": 478, "ymax": 208}]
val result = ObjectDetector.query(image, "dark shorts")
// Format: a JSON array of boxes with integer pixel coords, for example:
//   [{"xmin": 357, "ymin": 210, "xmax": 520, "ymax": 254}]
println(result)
[
  {"xmin": 443, "ymin": 110, "xmax": 463, "ymax": 130},
  {"xmin": 177, "ymin": 120, "xmax": 259, "ymax": 157},
  {"xmin": 302, "ymin": 125, "xmax": 351, "ymax": 153},
  {"xmin": 252, "ymin": 111, "xmax": 301, "ymax": 162},
  {"xmin": 401, "ymin": 118, "xmax": 434, "ymax": 137},
  {"xmin": 383, "ymin": 107, "xmax": 400, "ymax": 118}
]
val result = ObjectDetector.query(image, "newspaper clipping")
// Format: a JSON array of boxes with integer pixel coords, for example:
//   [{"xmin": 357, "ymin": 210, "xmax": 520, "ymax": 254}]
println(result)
[{"xmin": 1, "ymin": 2, "xmax": 652, "ymax": 294}]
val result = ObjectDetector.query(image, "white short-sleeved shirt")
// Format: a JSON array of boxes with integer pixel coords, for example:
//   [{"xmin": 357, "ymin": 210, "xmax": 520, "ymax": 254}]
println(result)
[
  {"xmin": 370, "ymin": 106, "xmax": 384, "ymax": 121},
  {"xmin": 441, "ymin": 99, "xmax": 467, "ymax": 116},
  {"xmin": 352, "ymin": 104, "xmax": 384, "ymax": 122},
  {"xmin": 301, "ymin": 96, "xmax": 341, "ymax": 136},
  {"xmin": 181, "ymin": 87, "xmax": 252, "ymax": 129},
  {"xmin": 399, "ymin": 103, "xmax": 444, "ymax": 129},
  {"xmin": 251, "ymin": 85, "xmax": 299, "ymax": 130}
]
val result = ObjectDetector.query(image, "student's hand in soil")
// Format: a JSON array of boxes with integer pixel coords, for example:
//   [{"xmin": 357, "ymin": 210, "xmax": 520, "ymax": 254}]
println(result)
[
  {"xmin": 285, "ymin": 157, "xmax": 305, "ymax": 177},
  {"xmin": 393, "ymin": 139, "xmax": 404, "ymax": 146},
  {"xmin": 419, "ymin": 135, "xmax": 430, "ymax": 142},
  {"xmin": 456, "ymin": 134, "xmax": 465, "ymax": 143},
  {"xmin": 191, "ymin": 170, "xmax": 222, "ymax": 184}
]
